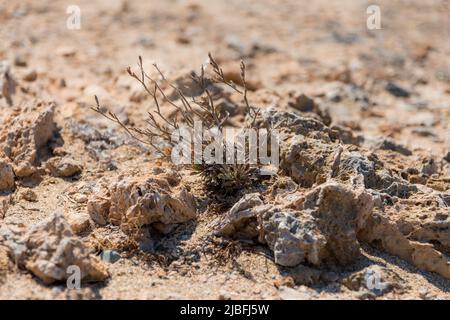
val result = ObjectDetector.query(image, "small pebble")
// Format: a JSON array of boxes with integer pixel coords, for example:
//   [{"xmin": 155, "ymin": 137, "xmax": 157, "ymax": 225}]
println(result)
[
  {"xmin": 101, "ymin": 250, "xmax": 121, "ymax": 263},
  {"xmin": 385, "ymin": 81, "xmax": 410, "ymax": 98},
  {"xmin": 23, "ymin": 69, "xmax": 37, "ymax": 82}
]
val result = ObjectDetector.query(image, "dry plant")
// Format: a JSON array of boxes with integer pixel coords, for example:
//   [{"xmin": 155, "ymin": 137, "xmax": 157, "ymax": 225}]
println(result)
[{"xmin": 93, "ymin": 53, "xmax": 263, "ymax": 194}]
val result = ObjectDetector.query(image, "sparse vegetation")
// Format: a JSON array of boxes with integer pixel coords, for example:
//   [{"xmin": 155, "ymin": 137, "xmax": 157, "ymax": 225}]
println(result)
[
  {"xmin": 93, "ymin": 53, "xmax": 264, "ymax": 194},
  {"xmin": 0, "ymin": 0, "xmax": 449, "ymax": 301}
]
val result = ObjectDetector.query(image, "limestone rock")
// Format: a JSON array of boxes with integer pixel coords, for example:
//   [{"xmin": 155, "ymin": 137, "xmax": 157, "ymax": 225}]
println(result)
[
  {"xmin": 262, "ymin": 183, "xmax": 373, "ymax": 266},
  {"xmin": 343, "ymin": 265, "xmax": 404, "ymax": 296},
  {"xmin": 87, "ymin": 173, "xmax": 197, "ymax": 233},
  {"xmin": 281, "ymin": 135, "xmax": 337, "ymax": 187},
  {"xmin": 358, "ymin": 196, "xmax": 450, "ymax": 279},
  {"xmin": 0, "ymin": 212, "xmax": 108, "ymax": 284},
  {"xmin": 374, "ymin": 138, "xmax": 412, "ymax": 156},
  {"xmin": 66, "ymin": 212, "xmax": 91, "ymax": 234},
  {"xmin": 213, "ymin": 193, "xmax": 264, "ymax": 238},
  {"xmin": 0, "ymin": 101, "xmax": 56, "ymax": 177},
  {"xmin": 46, "ymin": 156, "xmax": 83, "ymax": 177},
  {"xmin": 215, "ymin": 182, "xmax": 373, "ymax": 267},
  {"xmin": 262, "ymin": 209, "xmax": 327, "ymax": 266}
]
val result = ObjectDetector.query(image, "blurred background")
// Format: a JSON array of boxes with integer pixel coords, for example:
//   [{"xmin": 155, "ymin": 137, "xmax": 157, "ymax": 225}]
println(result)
[{"xmin": 0, "ymin": 0, "xmax": 449, "ymax": 154}]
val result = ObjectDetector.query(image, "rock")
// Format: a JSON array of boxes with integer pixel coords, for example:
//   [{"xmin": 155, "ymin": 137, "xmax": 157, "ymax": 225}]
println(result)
[
  {"xmin": 22, "ymin": 69, "xmax": 37, "ymax": 82},
  {"xmin": 0, "ymin": 159, "xmax": 15, "ymax": 192},
  {"xmin": 67, "ymin": 121, "xmax": 132, "ymax": 163},
  {"xmin": 325, "ymin": 83, "xmax": 370, "ymax": 108},
  {"xmin": 263, "ymin": 209, "xmax": 326, "ymax": 266},
  {"xmin": 86, "ymin": 180, "xmax": 111, "ymax": 226},
  {"xmin": 343, "ymin": 265, "xmax": 403, "ymax": 296},
  {"xmin": 66, "ymin": 212, "xmax": 91, "ymax": 234},
  {"xmin": 215, "ymin": 183, "xmax": 373, "ymax": 268},
  {"xmin": 0, "ymin": 61, "xmax": 16, "ymax": 105},
  {"xmin": 46, "ymin": 157, "xmax": 83, "ymax": 177},
  {"xmin": 333, "ymin": 151, "xmax": 418, "ymax": 198},
  {"xmin": 281, "ymin": 264, "xmax": 331, "ymax": 286},
  {"xmin": 213, "ymin": 193, "xmax": 264, "ymax": 238},
  {"xmin": 73, "ymin": 193, "xmax": 88, "ymax": 204},
  {"xmin": 334, "ymin": 151, "xmax": 377, "ymax": 187},
  {"xmin": 20, "ymin": 188, "xmax": 37, "ymax": 202},
  {"xmin": 100, "ymin": 250, "xmax": 121, "ymax": 263},
  {"xmin": 332, "ymin": 31, "xmax": 359, "ymax": 44},
  {"xmin": 225, "ymin": 34, "xmax": 247, "ymax": 56},
  {"xmin": 406, "ymin": 111, "xmax": 436, "ymax": 127},
  {"xmin": 0, "ymin": 212, "xmax": 109, "ymax": 284},
  {"xmin": 411, "ymin": 127, "xmax": 436, "ymax": 137},
  {"xmin": 421, "ymin": 158, "xmax": 437, "ymax": 176},
  {"xmin": 288, "ymin": 93, "xmax": 315, "ymax": 112},
  {"xmin": 385, "ymin": 81, "xmax": 410, "ymax": 98},
  {"xmin": 281, "ymin": 135, "xmax": 337, "ymax": 187},
  {"xmin": 358, "ymin": 195, "xmax": 450, "ymax": 279},
  {"xmin": 330, "ymin": 125, "xmax": 363, "ymax": 145},
  {"xmin": 375, "ymin": 138, "xmax": 412, "ymax": 156},
  {"xmin": 262, "ymin": 183, "xmax": 373, "ymax": 267},
  {"xmin": 287, "ymin": 92, "xmax": 332, "ymax": 125},
  {"xmin": 152, "ymin": 222, "xmax": 177, "ymax": 235},
  {"xmin": 0, "ymin": 101, "xmax": 56, "ymax": 177},
  {"xmin": 87, "ymin": 173, "xmax": 197, "ymax": 233},
  {"xmin": 217, "ymin": 289, "xmax": 232, "ymax": 300}
]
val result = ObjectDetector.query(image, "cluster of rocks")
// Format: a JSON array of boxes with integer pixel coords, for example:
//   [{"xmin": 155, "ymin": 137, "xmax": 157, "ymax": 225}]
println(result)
[
  {"xmin": 0, "ymin": 101, "xmax": 83, "ymax": 194},
  {"xmin": 0, "ymin": 101, "xmax": 56, "ymax": 180},
  {"xmin": 212, "ymin": 108, "xmax": 450, "ymax": 279},
  {"xmin": 0, "ymin": 212, "xmax": 108, "ymax": 284},
  {"xmin": 214, "ymin": 182, "xmax": 372, "ymax": 267},
  {"xmin": 0, "ymin": 91, "xmax": 448, "ymax": 291}
]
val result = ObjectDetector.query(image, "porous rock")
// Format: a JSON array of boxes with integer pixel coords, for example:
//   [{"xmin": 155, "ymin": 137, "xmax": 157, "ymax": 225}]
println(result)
[
  {"xmin": 215, "ymin": 182, "xmax": 373, "ymax": 267},
  {"xmin": 87, "ymin": 172, "xmax": 196, "ymax": 233},
  {"xmin": 281, "ymin": 135, "xmax": 337, "ymax": 187},
  {"xmin": 262, "ymin": 183, "xmax": 373, "ymax": 266},
  {"xmin": 0, "ymin": 212, "xmax": 108, "ymax": 284},
  {"xmin": 0, "ymin": 101, "xmax": 56, "ymax": 177},
  {"xmin": 358, "ymin": 193, "xmax": 450, "ymax": 279}
]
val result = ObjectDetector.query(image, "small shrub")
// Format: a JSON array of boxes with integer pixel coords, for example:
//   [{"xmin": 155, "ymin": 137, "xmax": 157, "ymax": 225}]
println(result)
[{"xmin": 93, "ymin": 53, "xmax": 267, "ymax": 195}]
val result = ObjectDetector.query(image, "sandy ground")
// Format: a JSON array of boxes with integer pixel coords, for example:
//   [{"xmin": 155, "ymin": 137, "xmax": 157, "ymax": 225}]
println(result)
[{"xmin": 0, "ymin": 0, "xmax": 449, "ymax": 299}]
